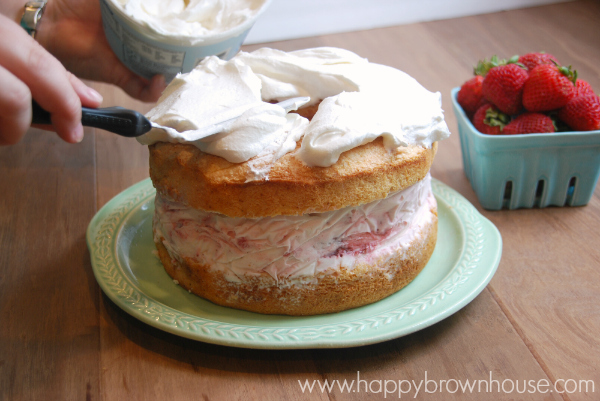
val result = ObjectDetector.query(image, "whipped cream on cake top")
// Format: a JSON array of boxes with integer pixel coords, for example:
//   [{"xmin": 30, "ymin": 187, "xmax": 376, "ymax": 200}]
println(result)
[
  {"xmin": 109, "ymin": 0, "xmax": 268, "ymax": 40},
  {"xmin": 154, "ymin": 173, "xmax": 435, "ymax": 283},
  {"xmin": 138, "ymin": 47, "xmax": 451, "ymax": 173}
]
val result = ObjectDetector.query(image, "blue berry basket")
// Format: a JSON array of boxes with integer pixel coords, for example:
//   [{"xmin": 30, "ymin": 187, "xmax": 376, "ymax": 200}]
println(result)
[{"xmin": 451, "ymin": 87, "xmax": 600, "ymax": 210}]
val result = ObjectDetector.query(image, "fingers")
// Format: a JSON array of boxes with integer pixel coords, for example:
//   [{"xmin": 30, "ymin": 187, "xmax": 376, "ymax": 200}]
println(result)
[
  {"xmin": 0, "ymin": 66, "xmax": 32, "ymax": 145},
  {"xmin": 63, "ymin": 40, "xmax": 165, "ymax": 103},
  {"xmin": 81, "ymin": 38, "xmax": 166, "ymax": 102},
  {"xmin": 139, "ymin": 74, "xmax": 166, "ymax": 103},
  {"xmin": 112, "ymin": 62, "xmax": 166, "ymax": 103},
  {"xmin": 34, "ymin": 8, "xmax": 166, "ymax": 104},
  {"xmin": 0, "ymin": 20, "xmax": 79, "ymax": 142},
  {"xmin": 85, "ymin": 40, "xmax": 165, "ymax": 102},
  {"xmin": 68, "ymin": 73, "xmax": 103, "ymax": 108},
  {"xmin": 0, "ymin": 14, "xmax": 102, "ymax": 144}
]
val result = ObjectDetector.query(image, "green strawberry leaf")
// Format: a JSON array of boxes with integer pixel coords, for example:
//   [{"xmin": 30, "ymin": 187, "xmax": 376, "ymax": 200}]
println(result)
[
  {"xmin": 484, "ymin": 107, "xmax": 511, "ymax": 129},
  {"xmin": 474, "ymin": 54, "xmax": 526, "ymax": 76}
]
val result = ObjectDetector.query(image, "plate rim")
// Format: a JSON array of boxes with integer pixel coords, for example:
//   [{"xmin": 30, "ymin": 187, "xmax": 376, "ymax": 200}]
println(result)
[{"xmin": 87, "ymin": 178, "xmax": 502, "ymax": 349}]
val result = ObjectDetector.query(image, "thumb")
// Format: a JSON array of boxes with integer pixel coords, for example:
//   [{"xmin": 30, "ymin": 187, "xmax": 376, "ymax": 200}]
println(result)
[{"xmin": 111, "ymin": 62, "xmax": 166, "ymax": 103}]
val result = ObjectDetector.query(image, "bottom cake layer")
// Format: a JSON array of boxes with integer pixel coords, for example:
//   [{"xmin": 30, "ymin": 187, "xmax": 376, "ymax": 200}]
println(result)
[{"xmin": 153, "ymin": 202, "xmax": 438, "ymax": 315}]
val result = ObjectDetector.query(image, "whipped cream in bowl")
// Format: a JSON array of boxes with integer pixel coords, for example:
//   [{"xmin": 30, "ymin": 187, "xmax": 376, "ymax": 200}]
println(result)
[
  {"xmin": 99, "ymin": 0, "xmax": 272, "ymax": 80},
  {"xmin": 138, "ymin": 47, "xmax": 451, "ymax": 179},
  {"xmin": 109, "ymin": 0, "xmax": 269, "ymax": 43}
]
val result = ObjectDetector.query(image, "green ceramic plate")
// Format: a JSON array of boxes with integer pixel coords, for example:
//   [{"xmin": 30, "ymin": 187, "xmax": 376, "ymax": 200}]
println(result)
[{"xmin": 87, "ymin": 178, "xmax": 502, "ymax": 349}]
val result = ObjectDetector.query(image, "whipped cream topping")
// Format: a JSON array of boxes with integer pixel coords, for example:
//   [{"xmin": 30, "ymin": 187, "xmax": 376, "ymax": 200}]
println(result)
[
  {"xmin": 138, "ymin": 47, "xmax": 450, "ymax": 175},
  {"xmin": 154, "ymin": 174, "xmax": 435, "ymax": 283},
  {"xmin": 297, "ymin": 72, "xmax": 450, "ymax": 167},
  {"xmin": 109, "ymin": 0, "xmax": 268, "ymax": 40}
]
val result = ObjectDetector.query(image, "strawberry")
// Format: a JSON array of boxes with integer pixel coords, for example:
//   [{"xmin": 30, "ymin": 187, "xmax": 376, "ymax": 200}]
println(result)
[
  {"xmin": 522, "ymin": 64, "xmax": 576, "ymax": 112},
  {"xmin": 558, "ymin": 94, "xmax": 600, "ymax": 131},
  {"xmin": 502, "ymin": 113, "xmax": 555, "ymax": 135},
  {"xmin": 518, "ymin": 52, "xmax": 559, "ymax": 71},
  {"xmin": 574, "ymin": 79, "xmax": 595, "ymax": 96},
  {"xmin": 472, "ymin": 103, "xmax": 510, "ymax": 135},
  {"xmin": 457, "ymin": 75, "xmax": 485, "ymax": 116},
  {"xmin": 481, "ymin": 62, "xmax": 528, "ymax": 115}
]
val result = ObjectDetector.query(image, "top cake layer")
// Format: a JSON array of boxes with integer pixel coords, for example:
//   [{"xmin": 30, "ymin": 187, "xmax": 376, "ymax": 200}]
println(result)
[{"xmin": 149, "ymin": 139, "xmax": 437, "ymax": 217}]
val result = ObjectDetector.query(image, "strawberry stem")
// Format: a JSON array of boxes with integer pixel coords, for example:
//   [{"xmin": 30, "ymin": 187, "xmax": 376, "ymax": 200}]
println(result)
[
  {"xmin": 474, "ymin": 54, "xmax": 526, "ymax": 76},
  {"xmin": 551, "ymin": 60, "xmax": 578, "ymax": 85},
  {"xmin": 484, "ymin": 108, "xmax": 510, "ymax": 130}
]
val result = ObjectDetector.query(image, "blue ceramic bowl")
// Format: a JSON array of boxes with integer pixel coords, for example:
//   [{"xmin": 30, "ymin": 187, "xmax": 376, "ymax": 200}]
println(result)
[
  {"xmin": 451, "ymin": 87, "xmax": 600, "ymax": 210},
  {"xmin": 99, "ymin": 0, "xmax": 272, "ymax": 82}
]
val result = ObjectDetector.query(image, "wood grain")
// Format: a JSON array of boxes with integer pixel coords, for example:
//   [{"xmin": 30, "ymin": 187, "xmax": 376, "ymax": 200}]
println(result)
[
  {"xmin": 1, "ymin": 1, "xmax": 599, "ymax": 400},
  {"xmin": 0, "ymin": 129, "xmax": 99, "ymax": 400}
]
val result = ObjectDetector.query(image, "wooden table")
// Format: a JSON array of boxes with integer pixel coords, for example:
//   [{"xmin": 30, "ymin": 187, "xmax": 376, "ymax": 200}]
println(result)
[{"xmin": 1, "ymin": 1, "xmax": 599, "ymax": 399}]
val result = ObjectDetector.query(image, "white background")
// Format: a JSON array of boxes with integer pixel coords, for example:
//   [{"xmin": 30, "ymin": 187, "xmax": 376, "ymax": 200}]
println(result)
[{"xmin": 246, "ymin": 0, "xmax": 572, "ymax": 44}]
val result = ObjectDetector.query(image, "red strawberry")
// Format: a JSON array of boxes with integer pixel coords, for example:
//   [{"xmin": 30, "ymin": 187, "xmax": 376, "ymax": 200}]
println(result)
[
  {"xmin": 558, "ymin": 94, "xmax": 600, "ymax": 131},
  {"xmin": 457, "ymin": 75, "xmax": 485, "ymax": 116},
  {"xmin": 518, "ymin": 52, "xmax": 559, "ymax": 71},
  {"xmin": 522, "ymin": 64, "xmax": 576, "ymax": 112},
  {"xmin": 574, "ymin": 79, "xmax": 595, "ymax": 96},
  {"xmin": 482, "ymin": 63, "xmax": 528, "ymax": 115},
  {"xmin": 502, "ymin": 113, "xmax": 555, "ymax": 135},
  {"xmin": 472, "ymin": 103, "xmax": 510, "ymax": 135}
]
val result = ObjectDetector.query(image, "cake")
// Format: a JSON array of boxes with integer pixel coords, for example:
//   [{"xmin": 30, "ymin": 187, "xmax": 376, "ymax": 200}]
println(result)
[{"xmin": 137, "ymin": 47, "xmax": 451, "ymax": 315}]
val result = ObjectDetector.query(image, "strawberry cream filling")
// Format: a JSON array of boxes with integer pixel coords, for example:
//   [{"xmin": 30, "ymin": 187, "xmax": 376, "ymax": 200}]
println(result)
[{"xmin": 154, "ymin": 174, "xmax": 436, "ymax": 284}]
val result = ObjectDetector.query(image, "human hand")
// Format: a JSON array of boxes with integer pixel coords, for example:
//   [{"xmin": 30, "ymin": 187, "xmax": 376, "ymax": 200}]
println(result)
[
  {"xmin": 0, "ymin": 13, "xmax": 103, "ymax": 145},
  {"xmin": 37, "ymin": 0, "xmax": 166, "ymax": 103}
]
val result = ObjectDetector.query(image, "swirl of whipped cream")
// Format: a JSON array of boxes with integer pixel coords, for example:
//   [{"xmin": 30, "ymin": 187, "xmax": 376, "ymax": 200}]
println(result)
[
  {"xmin": 297, "ymin": 65, "xmax": 451, "ymax": 167},
  {"xmin": 196, "ymin": 102, "xmax": 308, "ymax": 164},
  {"xmin": 137, "ymin": 55, "xmax": 309, "ymax": 172},
  {"xmin": 109, "ymin": 0, "xmax": 269, "ymax": 40},
  {"xmin": 234, "ymin": 47, "xmax": 367, "ymax": 102},
  {"xmin": 137, "ymin": 47, "xmax": 451, "ymax": 175}
]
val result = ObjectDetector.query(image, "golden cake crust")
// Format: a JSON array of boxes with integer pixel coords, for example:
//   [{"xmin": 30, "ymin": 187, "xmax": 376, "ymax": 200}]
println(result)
[
  {"xmin": 149, "ymin": 138, "xmax": 437, "ymax": 218},
  {"xmin": 154, "ymin": 204, "xmax": 437, "ymax": 316}
]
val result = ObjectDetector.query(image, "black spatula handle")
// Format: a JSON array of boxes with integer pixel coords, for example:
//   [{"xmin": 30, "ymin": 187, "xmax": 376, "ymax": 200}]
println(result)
[{"xmin": 31, "ymin": 100, "xmax": 152, "ymax": 138}]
